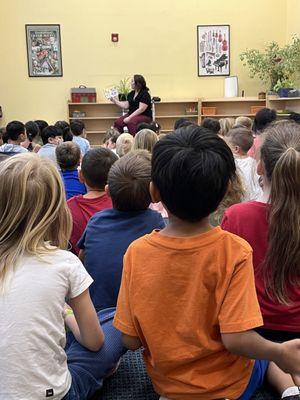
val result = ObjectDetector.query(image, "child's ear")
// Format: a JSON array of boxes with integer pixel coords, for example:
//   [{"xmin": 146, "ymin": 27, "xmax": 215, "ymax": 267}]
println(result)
[
  {"xmin": 257, "ymin": 159, "xmax": 265, "ymax": 176},
  {"xmin": 78, "ymin": 167, "xmax": 85, "ymax": 183},
  {"xmin": 48, "ymin": 137, "xmax": 54, "ymax": 144},
  {"xmin": 149, "ymin": 181, "xmax": 161, "ymax": 203},
  {"xmin": 105, "ymin": 184, "xmax": 111, "ymax": 197}
]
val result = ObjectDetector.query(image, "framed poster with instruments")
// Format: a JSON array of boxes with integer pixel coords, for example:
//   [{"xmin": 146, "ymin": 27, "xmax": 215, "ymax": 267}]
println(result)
[
  {"xmin": 26, "ymin": 24, "xmax": 63, "ymax": 77},
  {"xmin": 197, "ymin": 25, "xmax": 230, "ymax": 77}
]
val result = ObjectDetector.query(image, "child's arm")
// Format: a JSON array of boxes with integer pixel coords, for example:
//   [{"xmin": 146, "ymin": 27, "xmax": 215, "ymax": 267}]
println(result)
[
  {"xmin": 121, "ymin": 333, "xmax": 142, "ymax": 350},
  {"xmin": 66, "ymin": 289, "xmax": 104, "ymax": 352},
  {"xmin": 222, "ymin": 330, "xmax": 300, "ymax": 381}
]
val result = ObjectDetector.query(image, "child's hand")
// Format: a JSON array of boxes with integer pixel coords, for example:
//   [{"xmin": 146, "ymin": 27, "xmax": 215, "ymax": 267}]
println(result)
[{"xmin": 276, "ymin": 340, "xmax": 300, "ymax": 381}]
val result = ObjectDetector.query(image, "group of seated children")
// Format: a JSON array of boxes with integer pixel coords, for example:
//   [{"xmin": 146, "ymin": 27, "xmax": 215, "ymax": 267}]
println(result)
[{"xmin": 0, "ymin": 109, "xmax": 300, "ymax": 400}]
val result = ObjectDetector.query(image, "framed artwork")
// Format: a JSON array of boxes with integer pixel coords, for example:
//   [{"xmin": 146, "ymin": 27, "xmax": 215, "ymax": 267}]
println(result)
[
  {"xmin": 25, "ymin": 24, "xmax": 63, "ymax": 77},
  {"xmin": 197, "ymin": 25, "xmax": 230, "ymax": 77}
]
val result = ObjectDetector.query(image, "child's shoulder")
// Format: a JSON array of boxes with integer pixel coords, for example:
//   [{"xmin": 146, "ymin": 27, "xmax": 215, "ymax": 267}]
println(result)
[
  {"xmin": 219, "ymin": 227, "xmax": 253, "ymax": 254},
  {"xmin": 225, "ymin": 200, "xmax": 266, "ymax": 218}
]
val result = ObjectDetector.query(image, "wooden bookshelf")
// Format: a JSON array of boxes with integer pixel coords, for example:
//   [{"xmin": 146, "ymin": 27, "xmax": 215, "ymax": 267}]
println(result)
[
  {"xmin": 68, "ymin": 96, "xmax": 297, "ymax": 145},
  {"xmin": 199, "ymin": 97, "xmax": 266, "ymax": 122},
  {"xmin": 68, "ymin": 102, "xmax": 122, "ymax": 145}
]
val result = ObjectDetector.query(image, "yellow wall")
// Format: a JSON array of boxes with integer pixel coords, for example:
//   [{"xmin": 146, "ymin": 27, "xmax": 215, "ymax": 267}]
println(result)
[
  {"xmin": 286, "ymin": 0, "xmax": 300, "ymax": 39},
  {"xmin": 0, "ymin": 0, "xmax": 288, "ymax": 125}
]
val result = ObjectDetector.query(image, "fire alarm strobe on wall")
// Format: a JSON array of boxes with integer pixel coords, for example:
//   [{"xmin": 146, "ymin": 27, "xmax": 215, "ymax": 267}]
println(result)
[{"xmin": 111, "ymin": 33, "xmax": 119, "ymax": 42}]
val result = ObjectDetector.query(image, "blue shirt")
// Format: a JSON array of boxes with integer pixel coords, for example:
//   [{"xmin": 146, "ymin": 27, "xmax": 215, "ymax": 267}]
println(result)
[
  {"xmin": 78, "ymin": 208, "xmax": 165, "ymax": 310},
  {"xmin": 72, "ymin": 136, "xmax": 90, "ymax": 155},
  {"xmin": 60, "ymin": 169, "xmax": 86, "ymax": 200}
]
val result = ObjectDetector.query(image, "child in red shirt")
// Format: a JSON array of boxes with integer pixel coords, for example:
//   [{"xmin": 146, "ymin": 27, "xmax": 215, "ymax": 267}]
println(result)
[
  {"xmin": 222, "ymin": 121, "xmax": 300, "ymax": 343},
  {"xmin": 68, "ymin": 148, "xmax": 118, "ymax": 254}
]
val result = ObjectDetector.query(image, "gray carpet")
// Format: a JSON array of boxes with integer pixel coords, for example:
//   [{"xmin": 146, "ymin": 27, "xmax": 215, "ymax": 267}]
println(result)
[{"xmin": 92, "ymin": 350, "xmax": 278, "ymax": 400}]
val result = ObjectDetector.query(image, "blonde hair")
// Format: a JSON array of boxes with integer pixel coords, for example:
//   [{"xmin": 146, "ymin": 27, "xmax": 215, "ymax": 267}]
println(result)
[
  {"xmin": 133, "ymin": 129, "xmax": 158, "ymax": 153},
  {"xmin": 116, "ymin": 133, "xmax": 134, "ymax": 157},
  {"xmin": 0, "ymin": 153, "xmax": 72, "ymax": 294},
  {"xmin": 260, "ymin": 121, "xmax": 300, "ymax": 304},
  {"xmin": 235, "ymin": 116, "xmax": 253, "ymax": 130},
  {"xmin": 219, "ymin": 118, "xmax": 235, "ymax": 136}
]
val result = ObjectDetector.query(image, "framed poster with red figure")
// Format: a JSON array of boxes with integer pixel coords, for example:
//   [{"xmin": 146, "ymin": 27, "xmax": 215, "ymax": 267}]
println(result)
[
  {"xmin": 197, "ymin": 25, "xmax": 230, "ymax": 77},
  {"xmin": 26, "ymin": 24, "xmax": 63, "ymax": 77}
]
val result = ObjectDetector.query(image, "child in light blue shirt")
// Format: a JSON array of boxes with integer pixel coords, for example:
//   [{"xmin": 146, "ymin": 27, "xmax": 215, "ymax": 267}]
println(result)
[{"xmin": 71, "ymin": 120, "xmax": 90, "ymax": 155}]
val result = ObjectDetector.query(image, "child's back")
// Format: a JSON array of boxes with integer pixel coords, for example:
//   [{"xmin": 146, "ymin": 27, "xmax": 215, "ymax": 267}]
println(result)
[
  {"xmin": 222, "ymin": 121, "xmax": 300, "ymax": 341},
  {"xmin": 68, "ymin": 147, "xmax": 118, "ymax": 254},
  {"xmin": 56, "ymin": 141, "xmax": 86, "ymax": 200},
  {"xmin": 70, "ymin": 120, "xmax": 90, "ymax": 155},
  {"xmin": 115, "ymin": 227, "xmax": 258, "ymax": 399},
  {"xmin": 79, "ymin": 150, "xmax": 165, "ymax": 310}
]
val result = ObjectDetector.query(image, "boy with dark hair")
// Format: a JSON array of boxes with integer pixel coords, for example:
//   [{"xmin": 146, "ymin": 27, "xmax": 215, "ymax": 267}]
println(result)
[
  {"xmin": 38, "ymin": 125, "xmax": 63, "ymax": 165},
  {"xmin": 201, "ymin": 117, "xmax": 221, "ymax": 134},
  {"xmin": 103, "ymin": 127, "xmax": 120, "ymax": 154},
  {"xmin": 174, "ymin": 118, "xmax": 193, "ymax": 130},
  {"xmin": 114, "ymin": 125, "xmax": 300, "ymax": 400},
  {"xmin": 226, "ymin": 127, "xmax": 262, "ymax": 201},
  {"xmin": 78, "ymin": 150, "xmax": 165, "ymax": 311},
  {"xmin": 56, "ymin": 142, "xmax": 86, "ymax": 200},
  {"xmin": 34, "ymin": 120, "xmax": 48, "ymax": 134},
  {"xmin": 67, "ymin": 147, "xmax": 118, "ymax": 255},
  {"xmin": 70, "ymin": 120, "xmax": 90, "ymax": 155},
  {"xmin": 0, "ymin": 121, "xmax": 28, "ymax": 153}
]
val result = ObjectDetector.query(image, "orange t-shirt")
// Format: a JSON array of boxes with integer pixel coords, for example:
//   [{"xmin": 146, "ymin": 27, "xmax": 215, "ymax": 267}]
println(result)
[{"xmin": 114, "ymin": 227, "xmax": 263, "ymax": 400}]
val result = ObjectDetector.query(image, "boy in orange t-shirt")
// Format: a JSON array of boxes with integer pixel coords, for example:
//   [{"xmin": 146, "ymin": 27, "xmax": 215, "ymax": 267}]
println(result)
[{"xmin": 114, "ymin": 125, "xmax": 300, "ymax": 400}]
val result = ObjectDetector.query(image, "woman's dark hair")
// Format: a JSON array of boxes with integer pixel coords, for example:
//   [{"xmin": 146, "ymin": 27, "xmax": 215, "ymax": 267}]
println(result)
[
  {"xmin": 134, "ymin": 74, "xmax": 148, "ymax": 91},
  {"xmin": 152, "ymin": 125, "xmax": 236, "ymax": 222},
  {"xmin": 55, "ymin": 121, "xmax": 73, "ymax": 142},
  {"xmin": 252, "ymin": 108, "xmax": 277, "ymax": 133},
  {"xmin": 25, "ymin": 121, "xmax": 40, "ymax": 151}
]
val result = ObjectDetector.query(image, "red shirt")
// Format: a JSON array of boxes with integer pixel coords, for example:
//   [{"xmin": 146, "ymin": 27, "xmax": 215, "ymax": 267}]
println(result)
[
  {"xmin": 221, "ymin": 201, "xmax": 300, "ymax": 332},
  {"xmin": 67, "ymin": 194, "xmax": 112, "ymax": 255}
]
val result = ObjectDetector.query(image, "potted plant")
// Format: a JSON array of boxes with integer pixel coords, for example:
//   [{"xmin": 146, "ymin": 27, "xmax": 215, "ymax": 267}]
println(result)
[
  {"xmin": 116, "ymin": 77, "xmax": 131, "ymax": 101},
  {"xmin": 240, "ymin": 37, "xmax": 300, "ymax": 96}
]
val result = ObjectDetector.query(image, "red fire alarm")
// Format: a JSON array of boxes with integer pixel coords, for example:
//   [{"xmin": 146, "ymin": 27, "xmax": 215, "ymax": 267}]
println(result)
[{"xmin": 111, "ymin": 33, "xmax": 119, "ymax": 42}]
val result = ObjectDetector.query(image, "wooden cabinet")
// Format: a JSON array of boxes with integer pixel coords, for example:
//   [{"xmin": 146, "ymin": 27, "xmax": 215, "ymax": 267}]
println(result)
[
  {"xmin": 68, "ymin": 96, "xmax": 299, "ymax": 146},
  {"xmin": 199, "ymin": 97, "xmax": 266, "ymax": 122},
  {"xmin": 68, "ymin": 102, "xmax": 122, "ymax": 145},
  {"xmin": 266, "ymin": 96, "xmax": 300, "ymax": 117},
  {"xmin": 154, "ymin": 100, "xmax": 200, "ymax": 132}
]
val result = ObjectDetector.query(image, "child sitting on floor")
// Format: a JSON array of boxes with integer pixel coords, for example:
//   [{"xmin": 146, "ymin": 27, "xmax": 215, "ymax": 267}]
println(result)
[
  {"xmin": 226, "ymin": 126, "xmax": 262, "ymax": 201},
  {"xmin": 0, "ymin": 153, "xmax": 124, "ymax": 400},
  {"xmin": 102, "ymin": 127, "xmax": 120, "ymax": 154},
  {"xmin": 116, "ymin": 133, "xmax": 134, "ymax": 157},
  {"xmin": 222, "ymin": 121, "xmax": 300, "ymax": 344},
  {"xmin": 114, "ymin": 125, "xmax": 300, "ymax": 400},
  {"xmin": 68, "ymin": 147, "xmax": 118, "ymax": 254},
  {"xmin": 71, "ymin": 120, "xmax": 90, "ymax": 155},
  {"xmin": 0, "ymin": 121, "xmax": 28, "ymax": 154},
  {"xmin": 78, "ymin": 150, "xmax": 165, "ymax": 311},
  {"xmin": 38, "ymin": 125, "xmax": 63, "ymax": 166},
  {"xmin": 56, "ymin": 141, "xmax": 86, "ymax": 200}
]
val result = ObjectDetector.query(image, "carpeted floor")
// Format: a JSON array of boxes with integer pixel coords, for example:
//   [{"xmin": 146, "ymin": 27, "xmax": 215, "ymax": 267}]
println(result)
[{"xmin": 91, "ymin": 349, "xmax": 279, "ymax": 400}]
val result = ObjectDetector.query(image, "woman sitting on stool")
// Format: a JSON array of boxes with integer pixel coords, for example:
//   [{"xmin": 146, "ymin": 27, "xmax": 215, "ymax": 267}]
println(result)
[{"xmin": 112, "ymin": 75, "xmax": 152, "ymax": 135}]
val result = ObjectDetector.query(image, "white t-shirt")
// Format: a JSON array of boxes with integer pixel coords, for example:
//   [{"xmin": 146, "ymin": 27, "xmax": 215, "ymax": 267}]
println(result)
[
  {"xmin": 72, "ymin": 136, "xmax": 90, "ymax": 155},
  {"xmin": 0, "ymin": 249, "xmax": 93, "ymax": 400},
  {"xmin": 235, "ymin": 157, "xmax": 262, "ymax": 201}
]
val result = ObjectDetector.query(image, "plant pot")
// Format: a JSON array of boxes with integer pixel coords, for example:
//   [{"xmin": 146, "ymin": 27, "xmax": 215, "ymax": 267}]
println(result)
[
  {"xmin": 277, "ymin": 88, "xmax": 293, "ymax": 98},
  {"xmin": 118, "ymin": 94, "xmax": 127, "ymax": 101}
]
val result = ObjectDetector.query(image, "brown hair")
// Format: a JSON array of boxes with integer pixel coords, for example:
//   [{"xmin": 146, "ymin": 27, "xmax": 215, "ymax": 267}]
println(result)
[
  {"xmin": 108, "ymin": 150, "xmax": 152, "ymax": 211},
  {"xmin": 0, "ymin": 153, "xmax": 72, "ymax": 294},
  {"xmin": 133, "ymin": 74, "xmax": 148, "ymax": 91},
  {"xmin": 56, "ymin": 141, "xmax": 81, "ymax": 170},
  {"xmin": 227, "ymin": 127, "xmax": 254, "ymax": 153},
  {"xmin": 210, "ymin": 172, "xmax": 245, "ymax": 226},
  {"xmin": 261, "ymin": 121, "xmax": 300, "ymax": 303},
  {"xmin": 133, "ymin": 129, "xmax": 158, "ymax": 153}
]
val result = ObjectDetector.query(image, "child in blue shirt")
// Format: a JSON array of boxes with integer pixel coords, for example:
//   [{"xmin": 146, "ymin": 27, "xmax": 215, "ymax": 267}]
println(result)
[
  {"xmin": 71, "ymin": 120, "xmax": 90, "ymax": 155},
  {"xmin": 56, "ymin": 141, "xmax": 86, "ymax": 200},
  {"xmin": 78, "ymin": 150, "xmax": 165, "ymax": 311}
]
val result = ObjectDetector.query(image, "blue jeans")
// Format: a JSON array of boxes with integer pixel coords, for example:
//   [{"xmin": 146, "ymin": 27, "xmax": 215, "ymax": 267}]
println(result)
[{"xmin": 63, "ymin": 308, "xmax": 126, "ymax": 400}]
